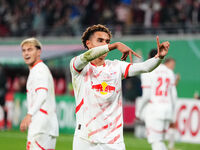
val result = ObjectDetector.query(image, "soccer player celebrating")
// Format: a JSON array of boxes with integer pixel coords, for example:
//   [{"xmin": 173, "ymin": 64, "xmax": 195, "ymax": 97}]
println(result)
[
  {"xmin": 20, "ymin": 38, "xmax": 59, "ymax": 150},
  {"xmin": 137, "ymin": 50, "xmax": 177, "ymax": 150},
  {"xmin": 70, "ymin": 24, "xmax": 170, "ymax": 150}
]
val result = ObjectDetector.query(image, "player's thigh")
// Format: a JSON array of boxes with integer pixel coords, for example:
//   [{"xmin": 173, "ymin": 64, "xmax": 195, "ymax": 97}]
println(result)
[
  {"xmin": 145, "ymin": 118, "xmax": 170, "ymax": 143},
  {"xmin": 27, "ymin": 133, "xmax": 57, "ymax": 150}
]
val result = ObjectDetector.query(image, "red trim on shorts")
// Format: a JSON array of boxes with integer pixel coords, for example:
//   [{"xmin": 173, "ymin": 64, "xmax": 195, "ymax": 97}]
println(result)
[
  {"xmin": 73, "ymin": 57, "xmax": 82, "ymax": 73},
  {"xmin": 35, "ymin": 141, "xmax": 45, "ymax": 150},
  {"xmin": 35, "ymin": 87, "xmax": 48, "ymax": 92},
  {"xmin": 108, "ymin": 134, "xmax": 120, "ymax": 144},
  {"xmin": 26, "ymin": 90, "xmax": 29, "ymax": 93},
  {"xmin": 147, "ymin": 127, "xmax": 168, "ymax": 134},
  {"xmin": 124, "ymin": 64, "xmax": 131, "ymax": 79},
  {"xmin": 26, "ymin": 141, "xmax": 31, "ymax": 150},
  {"xmin": 75, "ymin": 98, "xmax": 84, "ymax": 113},
  {"xmin": 40, "ymin": 109, "xmax": 48, "ymax": 115},
  {"xmin": 35, "ymin": 141, "xmax": 55, "ymax": 150},
  {"xmin": 31, "ymin": 60, "xmax": 43, "ymax": 69}
]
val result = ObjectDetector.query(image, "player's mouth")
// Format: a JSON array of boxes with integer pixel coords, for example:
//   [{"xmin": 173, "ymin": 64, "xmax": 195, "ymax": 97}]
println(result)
[{"xmin": 25, "ymin": 57, "xmax": 31, "ymax": 61}]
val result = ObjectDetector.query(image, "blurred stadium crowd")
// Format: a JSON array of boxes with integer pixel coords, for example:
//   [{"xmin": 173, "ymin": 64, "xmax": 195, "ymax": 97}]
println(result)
[{"xmin": 0, "ymin": 0, "xmax": 200, "ymax": 37}]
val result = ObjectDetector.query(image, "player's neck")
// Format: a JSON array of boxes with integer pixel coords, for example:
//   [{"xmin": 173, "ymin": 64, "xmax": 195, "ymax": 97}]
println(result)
[
  {"xmin": 29, "ymin": 59, "xmax": 42, "ymax": 69},
  {"xmin": 91, "ymin": 59, "xmax": 105, "ymax": 66}
]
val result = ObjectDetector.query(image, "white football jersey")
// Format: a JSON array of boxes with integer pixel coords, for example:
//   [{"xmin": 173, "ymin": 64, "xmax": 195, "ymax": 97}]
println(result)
[
  {"xmin": 141, "ymin": 64, "xmax": 176, "ymax": 120},
  {"xmin": 26, "ymin": 60, "xmax": 59, "ymax": 138},
  {"xmin": 70, "ymin": 58, "xmax": 131, "ymax": 144}
]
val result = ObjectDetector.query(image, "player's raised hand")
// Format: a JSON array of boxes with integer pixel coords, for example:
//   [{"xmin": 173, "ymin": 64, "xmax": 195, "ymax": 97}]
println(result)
[
  {"xmin": 155, "ymin": 36, "xmax": 170, "ymax": 59},
  {"xmin": 112, "ymin": 42, "xmax": 141, "ymax": 63}
]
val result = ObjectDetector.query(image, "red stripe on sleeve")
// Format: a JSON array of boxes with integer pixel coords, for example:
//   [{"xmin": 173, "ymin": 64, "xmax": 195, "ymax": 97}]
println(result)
[
  {"xmin": 35, "ymin": 87, "xmax": 48, "ymax": 92},
  {"xmin": 40, "ymin": 109, "xmax": 48, "ymax": 115},
  {"xmin": 75, "ymin": 98, "xmax": 84, "ymax": 113},
  {"xmin": 73, "ymin": 57, "xmax": 82, "ymax": 73},
  {"xmin": 124, "ymin": 64, "xmax": 131, "ymax": 79}
]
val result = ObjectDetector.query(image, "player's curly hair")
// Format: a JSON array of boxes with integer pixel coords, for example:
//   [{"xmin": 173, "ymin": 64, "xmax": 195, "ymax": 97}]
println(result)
[{"xmin": 81, "ymin": 24, "xmax": 112, "ymax": 49}]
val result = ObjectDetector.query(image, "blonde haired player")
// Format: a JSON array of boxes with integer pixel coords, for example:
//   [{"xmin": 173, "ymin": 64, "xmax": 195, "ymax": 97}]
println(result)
[
  {"xmin": 20, "ymin": 38, "xmax": 59, "ymax": 150},
  {"xmin": 70, "ymin": 24, "xmax": 170, "ymax": 150},
  {"xmin": 137, "ymin": 50, "xmax": 178, "ymax": 150}
]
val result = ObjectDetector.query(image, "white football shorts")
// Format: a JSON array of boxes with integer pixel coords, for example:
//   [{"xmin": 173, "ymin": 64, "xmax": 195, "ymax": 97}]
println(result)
[
  {"xmin": 27, "ymin": 133, "xmax": 56, "ymax": 150},
  {"xmin": 73, "ymin": 135, "xmax": 126, "ymax": 150}
]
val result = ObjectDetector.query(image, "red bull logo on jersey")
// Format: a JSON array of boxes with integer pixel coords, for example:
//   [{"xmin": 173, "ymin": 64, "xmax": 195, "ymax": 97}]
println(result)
[{"xmin": 92, "ymin": 81, "xmax": 115, "ymax": 95}]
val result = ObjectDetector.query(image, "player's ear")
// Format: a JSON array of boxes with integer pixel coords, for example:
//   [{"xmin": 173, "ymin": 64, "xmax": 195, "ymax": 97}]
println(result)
[
  {"xmin": 86, "ymin": 40, "xmax": 91, "ymax": 49},
  {"xmin": 37, "ymin": 49, "xmax": 41, "ymax": 57}
]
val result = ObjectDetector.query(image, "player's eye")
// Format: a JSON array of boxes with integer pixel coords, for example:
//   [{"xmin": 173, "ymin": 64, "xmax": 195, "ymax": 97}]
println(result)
[
  {"xmin": 97, "ymin": 38, "xmax": 103, "ymax": 42},
  {"xmin": 106, "ymin": 40, "xmax": 110, "ymax": 44}
]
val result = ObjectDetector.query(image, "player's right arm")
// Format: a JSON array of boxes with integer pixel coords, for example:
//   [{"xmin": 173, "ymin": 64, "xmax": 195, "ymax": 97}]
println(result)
[{"xmin": 71, "ymin": 43, "xmax": 140, "ymax": 72}]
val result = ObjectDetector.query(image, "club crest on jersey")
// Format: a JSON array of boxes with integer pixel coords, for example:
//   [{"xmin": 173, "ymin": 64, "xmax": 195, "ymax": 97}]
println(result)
[{"xmin": 92, "ymin": 81, "xmax": 115, "ymax": 95}]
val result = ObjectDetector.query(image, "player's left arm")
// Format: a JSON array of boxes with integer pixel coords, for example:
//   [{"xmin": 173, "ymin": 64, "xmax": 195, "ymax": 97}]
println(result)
[
  {"xmin": 20, "ymin": 89, "xmax": 48, "ymax": 132},
  {"xmin": 126, "ymin": 36, "xmax": 170, "ymax": 77},
  {"xmin": 20, "ymin": 73, "xmax": 48, "ymax": 132}
]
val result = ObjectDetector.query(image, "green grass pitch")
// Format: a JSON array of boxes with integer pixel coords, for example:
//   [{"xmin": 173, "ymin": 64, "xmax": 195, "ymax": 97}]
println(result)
[{"xmin": 0, "ymin": 130, "xmax": 199, "ymax": 150}]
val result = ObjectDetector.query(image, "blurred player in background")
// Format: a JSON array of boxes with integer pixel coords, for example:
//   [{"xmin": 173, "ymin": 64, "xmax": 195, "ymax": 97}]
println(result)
[
  {"xmin": 20, "ymin": 38, "xmax": 59, "ymax": 150},
  {"xmin": 0, "ymin": 64, "xmax": 7, "ymax": 130},
  {"xmin": 70, "ymin": 24, "xmax": 170, "ymax": 150},
  {"xmin": 136, "ymin": 49, "xmax": 178, "ymax": 150},
  {"xmin": 165, "ymin": 58, "xmax": 180, "ymax": 150}
]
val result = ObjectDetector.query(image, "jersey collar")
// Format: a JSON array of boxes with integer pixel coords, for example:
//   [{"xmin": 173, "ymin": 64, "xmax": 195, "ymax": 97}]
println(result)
[
  {"xmin": 90, "ymin": 62, "xmax": 106, "ymax": 67},
  {"xmin": 31, "ymin": 60, "xmax": 43, "ymax": 69}
]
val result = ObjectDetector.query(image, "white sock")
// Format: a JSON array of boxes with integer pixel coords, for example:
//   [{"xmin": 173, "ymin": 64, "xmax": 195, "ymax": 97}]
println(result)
[{"xmin": 152, "ymin": 141, "xmax": 167, "ymax": 150}]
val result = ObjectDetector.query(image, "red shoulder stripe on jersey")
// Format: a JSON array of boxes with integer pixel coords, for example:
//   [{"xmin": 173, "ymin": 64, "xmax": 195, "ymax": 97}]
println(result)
[
  {"xmin": 108, "ymin": 134, "xmax": 120, "ymax": 144},
  {"xmin": 31, "ymin": 60, "xmax": 43, "ymax": 69},
  {"xmin": 141, "ymin": 85, "xmax": 151, "ymax": 88},
  {"xmin": 35, "ymin": 87, "xmax": 48, "ymax": 92},
  {"xmin": 124, "ymin": 64, "xmax": 131, "ymax": 79},
  {"xmin": 73, "ymin": 57, "xmax": 82, "ymax": 73},
  {"xmin": 40, "ymin": 109, "xmax": 48, "ymax": 115},
  {"xmin": 75, "ymin": 98, "xmax": 84, "ymax": 113},
  {"xmin": 35, "ymin": 141, "xmax": 55, "ymax": 150}
]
